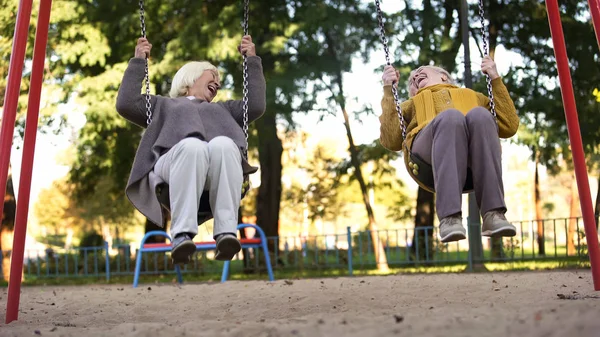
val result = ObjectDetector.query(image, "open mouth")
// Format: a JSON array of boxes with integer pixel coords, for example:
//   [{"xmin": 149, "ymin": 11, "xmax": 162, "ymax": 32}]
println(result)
[
  {"xmin": 416, "ymin": 75, "xmax": 427, "ymax": 88},
  {"xmin": 207, "ymin": 84, "xmax": 217, "ymax": 97}
]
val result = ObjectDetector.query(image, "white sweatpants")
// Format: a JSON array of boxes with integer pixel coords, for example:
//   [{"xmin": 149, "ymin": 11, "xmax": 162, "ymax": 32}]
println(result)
[{"xmin": 153, "ymin": 137, "xmax": 243, "ymax": 239}]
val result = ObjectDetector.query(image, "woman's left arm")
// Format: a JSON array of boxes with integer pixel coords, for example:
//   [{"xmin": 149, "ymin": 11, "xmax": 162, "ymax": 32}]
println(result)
[
  {"xmin": 220, "ymin": 36, "xmax": 266, "ymax": 125},
  {"xmin": 478, "ymin": 56, "xmax": 519, "ymax": 138}
]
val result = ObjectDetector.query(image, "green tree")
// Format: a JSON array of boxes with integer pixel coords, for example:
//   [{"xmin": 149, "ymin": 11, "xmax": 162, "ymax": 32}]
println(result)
[
  {"xmin": 486, "ymin": 0, "xmax": 600, "ymax": 255},
  {"xmin": 289, "ymin": 0, "xmax": 397, "ymax": 271},
  {"xmin": 0, "ymin": 0, "xmax": 105, "ymax": 280}
]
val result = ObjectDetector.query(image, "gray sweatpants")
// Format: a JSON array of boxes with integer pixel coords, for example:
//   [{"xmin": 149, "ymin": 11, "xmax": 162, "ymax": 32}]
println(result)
[
  {"xmin": 411, "ymin": 107, "xmax": 506, "ymax": 220},
  {"xmin": 154, "ymin": 137, "xmax": 243, "ymax": 239}
]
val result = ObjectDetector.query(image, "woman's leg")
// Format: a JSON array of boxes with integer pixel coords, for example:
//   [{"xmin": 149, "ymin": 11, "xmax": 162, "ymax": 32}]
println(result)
[
  {"xmin": 411, "ymin": 109, "xmax": 469, "ymax": 242},
  {"xmin": 205, "ymin": 136, "xmax": 243, "ymax": 260},
  {"xmin": 465, "ymin": 107, "xmax": 516, "ymax": 237},
  {"xmin": 154, "ymin": 138, "xmax": 209, "ymax": 263}
]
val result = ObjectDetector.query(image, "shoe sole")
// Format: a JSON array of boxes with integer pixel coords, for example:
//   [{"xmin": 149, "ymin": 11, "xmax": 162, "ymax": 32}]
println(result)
[
  {"xmin": 482, "ymin": 226, "xmax": 517, "ymax": 237},
  {"xmin": 171, "ymin": 241, "xmax": 196, "ymax": 265},
  {"xmin": 215, "ymin": 236, "xmax": 242, "ymax": 261},
  {"xmin": 440, "ymin": 231, "xmax": 467, "ymax": 243}
]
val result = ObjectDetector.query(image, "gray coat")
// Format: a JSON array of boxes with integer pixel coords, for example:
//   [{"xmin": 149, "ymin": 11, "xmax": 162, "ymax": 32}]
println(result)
[{"xmin": 115, "ymin": 56, "xmax": 266, "ymax": 226}]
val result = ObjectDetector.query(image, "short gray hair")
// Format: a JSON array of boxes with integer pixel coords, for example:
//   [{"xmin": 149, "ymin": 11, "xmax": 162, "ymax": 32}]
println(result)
[
  {"xmin": 408, "ymin": 65, "xmax": 455, "ymax": 96},
  {"xmin": 169, "ymin": 61, "xmax": 219, "ymax": 98}
]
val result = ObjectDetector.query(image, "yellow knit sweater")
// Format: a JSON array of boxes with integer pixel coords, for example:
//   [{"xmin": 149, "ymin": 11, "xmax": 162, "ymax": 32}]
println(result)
[{"xmin": 379, "ymin": 77, "xmax": 519, "ymax": 155}]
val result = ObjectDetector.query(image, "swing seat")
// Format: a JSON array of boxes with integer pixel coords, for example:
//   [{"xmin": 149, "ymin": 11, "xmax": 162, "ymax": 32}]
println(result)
[
  {"xmin": 156, "ymin": 183, "xmax": 212, "ymax": 224},
  {"xmin": 408, "ymin": 152, "xmax": 474, "ymax": 194}
]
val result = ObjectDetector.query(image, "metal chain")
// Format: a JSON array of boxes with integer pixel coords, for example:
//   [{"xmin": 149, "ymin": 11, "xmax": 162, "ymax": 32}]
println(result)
[
  {"xmin": 478, "ymin": 0, "xmax": 496, "ymax": 118},
  {"xmin": 241, "ymin": 0, "xmax": 250, "ymax": 160},
  {"xmin": 374, "ymin": 0, "xmax": 407, "ymax": 140},
  {"xmin": 139, "ymin": 0, "xmax": 153, "ymax": 126}
]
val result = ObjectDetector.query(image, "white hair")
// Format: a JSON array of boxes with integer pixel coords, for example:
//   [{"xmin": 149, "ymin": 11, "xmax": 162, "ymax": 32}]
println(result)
[
  {"xmin": 408, "ymin": 65, "xmax": 455, "ymax": 96},
  {"xmin": 169, "ymin": 61, "xmax": 219, "ymax": 98}
]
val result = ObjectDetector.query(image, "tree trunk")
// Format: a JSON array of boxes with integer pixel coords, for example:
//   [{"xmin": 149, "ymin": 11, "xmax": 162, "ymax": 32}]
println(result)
[
  {"xmin": 340, "ymin": 106, "xmax": 389, "ymax": 272},
  {"xmin": 534, "ymin": 155, "xmax": 545, "ymax": 255},
  {"xmin": 143, "ymin": 214, "xmax": 167, "ymax": 244},
  {"xmin": 321, "ymin": 30, "xmax": 389, "ymax": 272},
  {"xmin": 567, "ymin": 175, "xmax": 579, "ymax": 256},
  {"xmin": 489, "ymin": 237, "xmax": 504, "ymax": 259},
  {"xmin": 1, "ymin": 163, "xmax": 17, "ymax": 282},
  {"xmin": 101, "ymin": 218, "xmax": 113, "ymax": 254},
  {"xmin": 255, "ymin": 109, "xmax": 283, "ymax": 252},
  {"xmin": 412, "ymin": 187, "xmax": 435, "ymax": 262},
  {"xmin": 65, "ymin": 227, "xmax": 74, "ymax": 249}
]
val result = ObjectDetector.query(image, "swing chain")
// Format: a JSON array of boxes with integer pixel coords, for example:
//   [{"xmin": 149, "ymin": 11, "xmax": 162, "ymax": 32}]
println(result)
[
  {"xmin": 139, "ymin": 0, "xmax": 153, "ymax": 126},
  {"xmin": 374, "ymin": 0, "xmax": 407, "ymax": 140},
  {"xmin": 241, "ymin": 0, "xmax": 250, "ymax": 160},
  {"xmin": 478, "ymin": 0, "xmax": 496, "ymax": 119}
]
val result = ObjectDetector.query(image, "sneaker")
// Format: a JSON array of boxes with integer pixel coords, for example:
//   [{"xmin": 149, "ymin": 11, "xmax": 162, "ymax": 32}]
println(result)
[
  {"xmin": 439, "ymin": 215, "xmax": 467, "ymax": 243},
  {"xmin": 215, "ymin": 233, "xmax": 242, "ymax": 261},
  {"xmin": 171, "ymin": 234, "xmax": 196, "ymax": 265},
  {"xmin": 482, "ymin": 210, "xmax": 517, "ymax": 237}
]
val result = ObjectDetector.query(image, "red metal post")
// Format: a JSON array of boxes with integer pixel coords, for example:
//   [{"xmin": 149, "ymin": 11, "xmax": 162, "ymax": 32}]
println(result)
[
  {"xmin": 0, "ymin": 0, "xmax": 33, "ymax": 224},
  {"xmin": 5, "ymin": 0, "xmax": 53, "ymax": 324},
  {"xmin": 545, "ymin": 0, "xmax": 600, "ymax": 291},
  {"xmin": 589, "ymin": 0, "xmax": 600, "ymax": 51}
]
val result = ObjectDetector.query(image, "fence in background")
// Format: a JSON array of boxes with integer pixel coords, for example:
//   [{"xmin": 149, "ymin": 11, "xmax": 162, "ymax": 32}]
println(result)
[{"xmin": 0, "ymin": 217, "xmax": 590, "ymax": 282}]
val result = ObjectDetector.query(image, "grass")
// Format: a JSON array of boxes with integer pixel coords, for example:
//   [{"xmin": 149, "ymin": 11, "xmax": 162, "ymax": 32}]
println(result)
[
  {"xmin": 0, "ymin": 256, "xmax": 590, "ymax": 288},
  {"xmin": 2, "ymin": 239, "xmax": 589, "ymax": 288}
]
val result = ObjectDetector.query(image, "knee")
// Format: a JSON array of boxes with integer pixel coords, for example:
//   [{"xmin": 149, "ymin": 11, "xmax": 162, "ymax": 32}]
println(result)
[
  {"xmin": 208, "ymin": 136, "xmax": 240, "ymax": 157},
  {"xmin": 208, "ymin": 136, "xmax": 238, "ymax": 152},
  {"xmin": 465, "ymin": 107, "xmax": 494, "ymax": 126},
  {"xmin": 435, "ymin": 109, "xmax": 466, "ymax": 128},
  {"xmin": 174, "ymin": 138, "xmax": 208, "ymax": 158}
]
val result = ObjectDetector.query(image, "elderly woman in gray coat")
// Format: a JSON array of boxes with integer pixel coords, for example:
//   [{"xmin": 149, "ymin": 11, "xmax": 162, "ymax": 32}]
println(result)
[{"xmin": 116, "ymin": 35, "xmax": 266, "ymax": 264}]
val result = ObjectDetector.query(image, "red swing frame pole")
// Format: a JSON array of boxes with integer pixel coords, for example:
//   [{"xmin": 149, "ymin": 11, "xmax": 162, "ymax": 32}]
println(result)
[
  {"xmin": 5, "ymin": 0, "xmax": 53, "ymax": 324},
  {"xmin": 0, "ymin": 0, "xmax": 33, "ymax": 225},
  {"xmin": 545, "ymin": 0, "xmax": 600, "ymax": 290},
  {"xmin": 589, "ymin": 0, "xmax": 600, "ymax": 51}
]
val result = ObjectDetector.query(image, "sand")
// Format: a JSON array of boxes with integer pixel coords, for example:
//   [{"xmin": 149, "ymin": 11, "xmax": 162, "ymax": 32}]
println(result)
[{"xmin": 1, "ymin": 270, "xmax": 599, "ymax": 337}]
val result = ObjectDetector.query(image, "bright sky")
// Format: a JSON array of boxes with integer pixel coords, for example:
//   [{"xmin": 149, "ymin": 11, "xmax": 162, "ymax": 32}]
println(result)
[{"xmin": 7, "ymin": 0, "xmax": 531, "ymax": 226}]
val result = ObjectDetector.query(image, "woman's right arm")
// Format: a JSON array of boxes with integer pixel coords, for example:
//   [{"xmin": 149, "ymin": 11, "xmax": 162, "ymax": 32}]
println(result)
[
  {"xmin": 115, "ymin": 38, "xmax": 158, "ymax": 128},
  {"xmin": 378, "ymin": 65, "xmax": 413, "ymax": 151},
  {"xmin": 379, "ymin": 86, "xmax": 412, "ymax": 151}
]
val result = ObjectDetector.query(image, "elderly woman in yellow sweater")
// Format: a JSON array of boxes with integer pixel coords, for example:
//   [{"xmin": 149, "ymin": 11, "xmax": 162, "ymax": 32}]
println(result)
[{"xmin": 379, "ymin": 56, "xmax": 519, "ymax": 243}]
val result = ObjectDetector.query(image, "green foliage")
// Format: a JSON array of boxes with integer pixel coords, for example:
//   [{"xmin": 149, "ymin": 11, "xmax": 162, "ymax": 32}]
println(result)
[
  {"xmin": 0, "ymin": 0, "xmax": 100, "ymax": 139},
  {"xmin": 486, "ymin": 0, "xmax": 600, "ymax": 172},
  {"xmin": 302, "ymin": 145, "xmax": 345, "ymax": 223},
  {"xmin": 34, "ymin": 177, "xmax": 142, "ymax": 239},
  {"xmin": 389, "ymin": 0, "xmax": 462, "ymax": 97},
  {"xmin": 34, "ymin": 179, "xmax": 79, "ymax": 234}
]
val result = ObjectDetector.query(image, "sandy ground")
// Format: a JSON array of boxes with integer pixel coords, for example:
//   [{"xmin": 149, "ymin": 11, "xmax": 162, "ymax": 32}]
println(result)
[{"xmin": 1, "ymin": 271, "xmax": 599, "ymax": 337}]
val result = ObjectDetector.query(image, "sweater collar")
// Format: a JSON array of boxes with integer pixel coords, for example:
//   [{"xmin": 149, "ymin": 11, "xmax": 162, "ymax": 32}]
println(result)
[
  {"xmin": 186, "ymin": 96, "xmax": 207, "ymax": 103},
  {"xmin": 415, "ymin": 83, "xmax": 459, "ymax": 96}
]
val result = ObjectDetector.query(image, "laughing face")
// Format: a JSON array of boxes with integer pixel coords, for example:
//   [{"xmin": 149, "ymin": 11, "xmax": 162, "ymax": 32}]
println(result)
[
  {"xmin": 187, "ymin": 69, "xmax": 221, "ymax": 102},
  {"xmin": 408, "ymin": 66, "xmax": 448, "ymax": 97}
]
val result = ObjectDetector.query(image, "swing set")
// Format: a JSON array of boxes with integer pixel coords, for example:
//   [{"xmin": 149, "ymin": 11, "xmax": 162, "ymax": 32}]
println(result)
[{"xmin": 1, "ymin": 0, "xmax": 600, "ymax": 325}]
